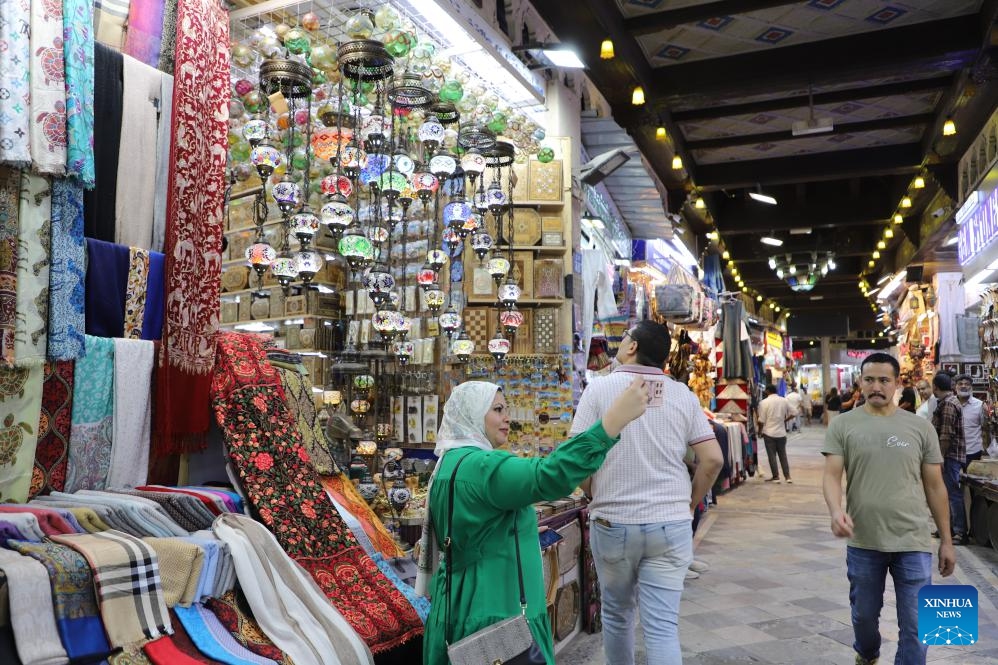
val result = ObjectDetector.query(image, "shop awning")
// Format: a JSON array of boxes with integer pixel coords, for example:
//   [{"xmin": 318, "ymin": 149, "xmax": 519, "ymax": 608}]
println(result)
[{"xmin": 580, "ymin": 116, "xmax": 673, "ymax": 241}]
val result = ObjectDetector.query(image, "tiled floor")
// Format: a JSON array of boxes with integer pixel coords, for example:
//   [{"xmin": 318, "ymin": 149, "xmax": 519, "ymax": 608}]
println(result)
[{"xmin": 560, "ymin": 425, "xmax": 998, "ymax": 664}]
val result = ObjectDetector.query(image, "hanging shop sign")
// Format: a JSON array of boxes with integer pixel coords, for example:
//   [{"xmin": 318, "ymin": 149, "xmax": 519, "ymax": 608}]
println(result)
[
  {"xmin": 584, "ymin": 185, "xmax": 631, "ymax": 259},
  {"xmin": 631, "ymin": 239, "xmax": 672, "ymax": 275},
  {"xmin": 957, "ymin": 183, "xmax": 998, "ymax": 265}
]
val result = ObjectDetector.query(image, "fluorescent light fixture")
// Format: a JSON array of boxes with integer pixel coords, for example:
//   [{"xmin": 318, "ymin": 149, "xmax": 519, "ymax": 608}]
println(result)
[
  {"xmin": 632, "ymin": 263, "xmax": 668, "ymax": 284},
  {"xmin": 877, "ymin": 271, "xmax": 907, "ymax": 300},
  {"xmin": 748, "ymin": 192, "xmax": 778, "ymax": 205},
  {"xmin": 865, "ymin": 287, "xmax": 881, "ymax": 297},
  {"xmin": 768, "ymin": 257, "xmax": 777, "ymax": 269},
  {"xmin": 810, "ymin": 295, "xmax": 824, "ymax": 301},
  {"xmin": 945, "ymin": 235, "xmax": 959, "ymax": 246},
  {"xmin": 760, "ymin": 236, "xmax": 783, "ymax": 246},
  {"xmin": 542, "ymin": 48, "xmax": 585, "ymax": 68},
  {"xmin": 789, "ymin": 227, "xmax": 812, "ymax": 235},
  {"xmin": 989, "ymin": 258, "xmax": 998, "ymax": 270},
  {"xmin": 234, "ymin": 322, "xmax": 276, "ymax": 332},
  {"xmin": 877, "ymin": 274, "xmax": 891, "ymax": 284},
  {"xmin": 613, "ymin": 258, "xmax": 632, "ymax": 267},
  {"xmin": 966, "ymin": 268, "xmax": 995, "ymax": 287}
]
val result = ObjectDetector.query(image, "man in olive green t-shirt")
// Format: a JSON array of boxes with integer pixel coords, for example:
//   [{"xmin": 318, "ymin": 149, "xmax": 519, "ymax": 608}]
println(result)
[{"xmin": 822, "ymin": 352, "xmax": 954, "ymax": 665}]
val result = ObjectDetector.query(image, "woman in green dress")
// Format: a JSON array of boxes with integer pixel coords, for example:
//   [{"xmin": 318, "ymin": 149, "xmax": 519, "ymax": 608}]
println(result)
[{"xmin": 418, "ymin": 378, "xmax": 649, "ymax": 665}]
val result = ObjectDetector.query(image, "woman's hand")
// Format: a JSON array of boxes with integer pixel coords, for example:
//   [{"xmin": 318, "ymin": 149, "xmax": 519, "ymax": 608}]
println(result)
[{"xmin": 602, "ymin": 378, "xmax": 649, "ymax": 437}]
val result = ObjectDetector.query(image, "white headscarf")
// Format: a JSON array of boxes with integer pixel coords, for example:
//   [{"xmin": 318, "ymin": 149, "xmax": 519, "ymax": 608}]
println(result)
[
  {"xmin": 433, "ymin": 381, "xmax": 501, "ymax": 456},
  {"xmin": 415, "ymin": 381, "xmax": 500, "ymax": 597}
]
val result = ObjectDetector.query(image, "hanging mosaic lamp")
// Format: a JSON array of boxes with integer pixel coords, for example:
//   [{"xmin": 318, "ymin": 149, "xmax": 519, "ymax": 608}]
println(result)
[
  {"xmin": 427, "ymin": 249, "xmax": 448, "ymax": 272},
  {"xmin": 340, "ymin": 145, "xmax": 369, "ymax": 178},
  {"xmin": 486, "ymin": 180, "xmax": 508, "ymax": 214},
  {"xmin": 377, "ymin": 170, "xmax": 408, "ymax": 202},
  {"xmin": 294, "ymin": 249, "xmax": 324, "ymax": 285},
  {"xmin": 488, "ymin": 329, "xmax": 511, "ymax": 367},
  {"xmin": 242, "ymin": 116, "xmax": 269, "ymax": 147},
  {"xmin": 290, "ymin": 207, "xmax": 320, "ymax": 246},
  {"xmin": 321, "ymin": 173, "xmax": 353, "ymax": 198},
  {"xmin": 441, "ymin": 228, "xmax": 462, "ymax": 255},
  {"xmin": 271, "ymin": 253, "xmax": 300, "ymax": 289},
  {"xmin": 273, "ymin": 176, "xmax": 303, "ymax": 215},
  {"xmin": 364, "ymin": 263, "xmax": 396, "ymax": 306},
  {"xmin": 498, "ymin": 278, "xmax": 521, "ymax": 309},
  {"xmin": 451, "ymin": 328, "xmax": 475, "ymax": 363},
  {"xmin": 393, "ymin": 339, "xmax": 414, "ymax": 366},
  {"xmin": 439, "ymin": 304, "xmax": 462, "ymax": 338},
  {"xmin": 339, "ymin": 224, "xmax": 375, "ymax": 272},
  {"xmin": 419, "ymin": 114, "xmax": 445, "ymax": 151},
  {"xmin": 416, "ymin": 262, "xmax": 438, "ymax": 289},
  {"xmin": 500, "ymin": 307, "xmax": 524, "ymax": 338},
  {"xmin": 429, "ymin": 153, "xmax": 458, "ymax": 180},
  {"xmin": 321, "ymin": 194, "xmax": 354, "ymax": 238},
  {"xmin": 443, "ymin": 199, "xmax": 472, "ymax": 230},
  {"xmin": 424, "ymin": 282, "xmax": 446, "ymax": 313},
  {"xmin": 411, "ymin": 171, "xmax": 439, "ymax": 202},
  {"xmin": 461, "ymin": 149, "xmax": 487, "ymax": 185},
  {"xmin": 246, "ymin": 242, "xmax": 278, "ymax": 276},
  {"xmin": 471, "ymin": 230, "xmax": 494, "ymax": 263},
  {"xmin": 373, "ymin": 308, "xmax": 403, "ymax": 343},
  {"xmin": 250, "ymin": 141, "xmax": 282, "ymax": 180},
  {"xmin": 459, "ymin": 212, "xmax": 481, "ymax": 239},
  {"xmin": 472, "ymin": 187, "xmax": 489, "ymax": 214},
  {"xmin": 487, "ymin": 252, "xmax": 510, "ymax": 285}
]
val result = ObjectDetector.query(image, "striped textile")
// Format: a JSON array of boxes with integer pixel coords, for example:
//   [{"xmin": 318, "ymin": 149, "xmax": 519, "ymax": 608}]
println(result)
[{"xmin": 50, "ymin": 530, "xmax": 172, "ymax": 647}]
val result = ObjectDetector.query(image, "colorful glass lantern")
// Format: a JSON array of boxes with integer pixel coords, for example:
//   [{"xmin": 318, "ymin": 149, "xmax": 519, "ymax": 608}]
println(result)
[
  {"xmin": 471, "ymin": 230, "xmax": 494, "ymax": 262},
  {"xmin": 392, "ymin": 152, "xmax": 415, "ymax": 177},
  {"xmin": 321, "ymin": 174, "xmax": 353, "ymax": 198},
  {"xmin": 250, "ymin": 141, "xmax": 282, "ymax": 179},
  {"xmin": 416, "ymin": 263, "xmax": 437, "ymax": 289},
  {"xmin": 488, "ymin": 331, "xmax": 511, "ymax": 366},
  {"xmin": 487, "ymin": 254, "xmax": 510, "ymax": 284},
  {"xmin": 439, "ymin": 305, "xmax": 461, "ymax": 338},
  {"xmin": 498, "ymin": 278, "xmax": 521, "ymax": 309},
  {"xmin": 271, "ymin": 254, "xmax": 300, "ymax": 289},
  {"xmin": 311, "ymin": 127, "xmax": 352, "ymax": 161},
  {"xmin": 245, "ymin": 242, "xmax": 277, "ymax": 275},
  {"xmin": 367, "ymin": 220, "xmax": 391, "ymax": 245},
  {"xmin": 443, "ymin": 200, "xmax": 472, "ymax": 229},
  {"xmin": 373, "ymin": 308, "xmax": 403, "ymax": 342},
  {"xmin": 393, "ymin": 339, "xmax": 414, "ymax": 365},
  {"xmin": 427, "ymin": 249, "xmax": 448, "ymax": 272},
  {"xmin": 242, "ymin": 117, "xmax": 269, "ymax": 147},
  {"xmin": 451, "ymin": 329, "xmax": 475, "ymax": 363},
  {"xmin": 272, "ymin": 177, "xmax": 303, "ymax": 215},
  {"xmin": 321, "ymin": 195, "xmax": 354, "ymax": 237},
  {"xmin": 350, "ymin": 399, "xmax": 371, "ymax": 414},
  {"xmin": 411, "ymin": 171, "xmax": 439, "ymax": 201},
  {"xmin": 418, "ymin": 115, "xmax": 445, "ymax": 150},
  {"xmin": 461, "ymin": 150, "xmax": 486, "ymax": 179},
  {"xmin": 459, "ymin": 213, "xmax": 481, "ymax": 239},
  {"xmin": 377, "ymin": 171, "xmax": 408, "ymax": 201},
  {"xmin": 294, "ymin": 249, "xmax": 324, "ymax": 284},
  {"xmin": 340, "ymin": 145, "xmax": 368, "ymax": 177},
  {"xmin": 442, "ymin": 228, "xmax": 462, "ymax": 255},
  {"xmin": 339, "ymin": 225, "xmax": 374, "ymax": 271},
  {"xmin": 290, "ymin": 208, "xmax": 320, "ymax": 246},
  {"xmin": 486, "ymin": 181, "xmax": 508, "ymax": 213},
  {"xmin": 424, "ymin": 283, "xmax": 445, "ymax": 313},
  {"xmin": 500, "ymin": 307, "xmax": 524, "ymax": 338},
  {"xmin": 364, "ymin": 263, "xmax": 395, "ymax": 306},
  {"xmin": 354, "ymin": 374, "xmax": 376, "ymax": 390},
  {"xmin": 429, "ymin": 154, "xmax": 457, "ymax": 179},
  {"xmin": 472, "ymin": 188, "xmax": 489, "ymax": 214},
  {"xmin": 359, "ymin": 153, "xmax": 390, "ymax": 186}
]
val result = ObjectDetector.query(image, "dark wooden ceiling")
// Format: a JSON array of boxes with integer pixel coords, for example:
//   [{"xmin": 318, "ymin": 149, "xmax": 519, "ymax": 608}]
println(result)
[{"xmin": 528, "ymin": 0, "xmax": 998, "ymax": 331}]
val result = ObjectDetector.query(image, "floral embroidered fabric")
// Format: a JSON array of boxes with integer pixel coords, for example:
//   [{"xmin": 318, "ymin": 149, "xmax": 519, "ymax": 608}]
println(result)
[
  {"xmin": 212, "ymin": 332, "xmax": 423, "ymax": 652},
  {"xmin": 275, "ymin": 366, "xmax": 336, "ymax": 475},
  {"xmin": 206, "ymin": 591, "xmax": 292, "ymax": 665},
  {"xmin": 30, "ymin": 360, "xmax": 75, "ymax": 498},
  {"xmin": 124, "ymin": 247, "xmax": 150, "ymax": 339},
  {"xmin": 15, "ymin": 172, "xmax": 52, "ymax": 363}
]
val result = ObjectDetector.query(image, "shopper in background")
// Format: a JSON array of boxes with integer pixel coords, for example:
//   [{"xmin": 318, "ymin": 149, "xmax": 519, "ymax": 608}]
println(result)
[
  {"xmin": 801, "ymin": 387, "xmax": 813, "ymax": 426},
  {"xmin": 954, "ymin": 373, "xmax": 989, "ymax": 469},
  {"xmin": 931, "ymin": 373, "xmax": 967, "ymax": 546},
  {"xmin": 822, "ymin": 352, "xmax": 954, "ymax": 665},
  {"xmin": 786, "ymin": 386, "xmax": 802, "ymax": 432},
  {"xmin": 758, "ymin": 384, "xmax": 795, "ymax": 483},
  {"xmin": 898, "ymin": 376, "xmax": 917, "ymax": 413},
  {"xmin": 571, "ymin": 320, "xmax": 723, "ymax": 665},
  {"xmin": 420, "ymin": 378, "xmax": 650, "ymax": 665},
  {"xmin": 915, "ymin": 379, "xmax": 935, "ymax": 419},
  {"xmin": 825, "ymin": 388, "xmax": 842, "ymax": 424},
  {"xmin": 840, "ymin": 383, "xmax": 862, "ymax": 413}
]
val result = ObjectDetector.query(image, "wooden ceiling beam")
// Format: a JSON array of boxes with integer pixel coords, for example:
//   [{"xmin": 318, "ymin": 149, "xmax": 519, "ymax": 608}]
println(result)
[
  {"xmin": 671, "ymin": 76, "xmax": 951, "ymax": 123},
  {"xmin": 686, "ymin": 114, "xmax": 934, "ymax": 151},
  {"xmin": 622, "ymin": 0, "xmax": 802, "ymax": 37}
]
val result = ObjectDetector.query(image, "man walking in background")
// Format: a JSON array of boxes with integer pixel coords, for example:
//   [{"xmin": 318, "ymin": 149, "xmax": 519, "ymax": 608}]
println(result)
[
  {"xmin": 954, "ymin": 373, "xmax": 989, "ymax": 468},
  {"xmin": 757, "ymin": 384, "xmax": 795, "ymax": 483},
  {"xmin": 786, "ymin": 386, "xmax": 802, "ymax": 432},
  {"xmin": 822, "ymin": 352, "xmax": 954, "ymax": 665},
  {"xmin": 915, "ymin": 378, "xmax": 935, "ymax": 419},
  {"xmin": 931, "ymin": 373, "xmax": 967, "ymax": 545},
  {"xmin": 572, "ymin": 320, "xmax": 723, "ymax": 665}
]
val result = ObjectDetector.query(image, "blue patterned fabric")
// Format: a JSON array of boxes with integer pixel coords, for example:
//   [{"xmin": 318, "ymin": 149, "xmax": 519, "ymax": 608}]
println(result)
[
  {"xmin": 372, "ymin": 552, "xmax": 431, "ymax": 624},
  {"xmin": 48, "ymin": 178, "xmax": 86, "ymax": 360},
  {"xmin": 64, "ymin": 335, "xmax": 115, "ymax": 492},
  {"xmin": 62, "ymin": 0, "xmax": 95, "ymax": 187},
  {"xmin": 174, "ymin": 603, "xmax": 277, "ymax": 665},
  {"xmin": 141, "ymin": 249, "xmax": 165, "ymax": 340}
]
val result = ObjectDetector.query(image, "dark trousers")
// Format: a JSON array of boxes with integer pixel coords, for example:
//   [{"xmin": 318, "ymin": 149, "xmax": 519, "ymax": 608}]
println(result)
[{"xmin": 763, "ymin": 435, "xmax": 790, "ymax": 479}]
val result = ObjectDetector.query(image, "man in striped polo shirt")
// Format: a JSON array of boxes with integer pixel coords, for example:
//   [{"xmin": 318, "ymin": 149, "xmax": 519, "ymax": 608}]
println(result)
[{"xmin": 572, "ymin": 320, "xmax": 723, "ymax": 665}]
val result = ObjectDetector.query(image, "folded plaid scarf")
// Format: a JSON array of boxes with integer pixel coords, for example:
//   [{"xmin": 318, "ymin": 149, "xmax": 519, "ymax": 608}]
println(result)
[
  {"xmin": 7, "ymin": 540, "xmax": 111, "ymax": 662},
  {"xmin": 0, "ymin": 549, "xmax": 69, "ymax": 665},
  {"xmin": 50, "ymin": 530, "xmax": 172, "ymax": 648}
]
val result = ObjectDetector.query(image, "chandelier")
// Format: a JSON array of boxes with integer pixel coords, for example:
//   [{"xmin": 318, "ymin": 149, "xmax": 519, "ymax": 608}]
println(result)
[
  {"xmin": 767, "ymin": 252, "xmax": 836, "ymax": 292},
  {"xmin": 229, "ymin": 7, "xmax": 545, "ymax": 370}
]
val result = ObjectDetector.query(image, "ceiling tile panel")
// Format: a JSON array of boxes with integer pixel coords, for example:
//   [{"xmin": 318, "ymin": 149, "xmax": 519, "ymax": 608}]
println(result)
[{"xmin": 693, "ymin": 128, "xmax": 923, "ymax": 164}]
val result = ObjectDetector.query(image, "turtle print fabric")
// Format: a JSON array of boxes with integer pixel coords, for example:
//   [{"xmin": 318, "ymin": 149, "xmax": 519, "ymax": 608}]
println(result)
[
  {"xmin": 212, "ymin": 332, "xmax": 423, "ymax": 653},
  {"xmin": 29, "ymin": 360, "xmax": 74, "ymax": 498},
  {"xmin": 0, "ymin": 0, "xmax": 32, "ymax": 167},
  {"xmin": 30, "ymin": 0, "xmax": 68, "ymax": 175},
  {"xmin": 0, "ymin": 363, "xmax": 44, "ymax": 503},
  {"xmin": 15, "ymin": 172, "xmax": 52, "ymax": 364},
  {"xmin": 65, "ymin": 335, "xmax": 114, "ymax": 492},
  {"xmin": 62, "ymin": 0, "xmax": 95, "ymax": 186}
]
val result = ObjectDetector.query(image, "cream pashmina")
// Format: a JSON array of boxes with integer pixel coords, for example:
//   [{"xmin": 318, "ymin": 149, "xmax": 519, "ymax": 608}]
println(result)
[
  {"xmin": 106, "ymin": 338, "xmax": 154, "ymax": 488},
  {"xmin": 142, "ymin": 537, "xmax": 203, "ymax": 608},
  {"xmin": 0, "ymin": 548, "xmax": 69, "ymax": 665}
]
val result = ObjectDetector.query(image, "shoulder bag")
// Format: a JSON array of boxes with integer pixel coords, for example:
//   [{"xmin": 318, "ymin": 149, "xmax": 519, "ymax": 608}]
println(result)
[{"xmin": 444, "ymin": 453, "xmax": 545, "ymax": 665}]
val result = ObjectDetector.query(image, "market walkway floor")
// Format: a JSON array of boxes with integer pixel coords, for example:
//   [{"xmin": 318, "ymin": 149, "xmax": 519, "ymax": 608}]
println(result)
[{"xmin": 560, "ymin": 424, "xmax": 998, "ymax": 665}]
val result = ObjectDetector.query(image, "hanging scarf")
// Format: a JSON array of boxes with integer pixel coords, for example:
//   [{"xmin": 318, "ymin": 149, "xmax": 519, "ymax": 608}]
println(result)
[
  {"xmin": 275, "ymin": 367, "xmax": 336, "ymax": 475},
  {"xmin": 166, "ymin": 608, "xmax": 227, "ymax": 664},
  {"xmin": 50, "ymin": 530, "xmax": 172, "ymax": 648},
  {"xmin": 15, "ymin": 173, "xmax": 52, "ymax": 365},
  {"xmin": 0, "ymin": 0, "xmax": 32, "ymax": 167},
  {"xmin": 0, "ymin": 549, "xmax": 69, "ymax": 665},
  {"xmin": 65, "ymin": 335, "xmax": 114, "ymax": 492},
  {"xmin": 62, "ymin": 0, "xmax": 95, "ymax": 187},
  {"xmin": 204, "ymin": 592, "xmax": 293, "ymax": 665},
  {"xmin": 47, "ymin": 177, "xmax": 86, "ymax": 361},
  {"xmin": 211, "ymin": 332, "xmax": 423, "ymax": 653},
  {"xmin": 116, "ymin": 56, "xmax": 163, "ymax": 249},
  {"xmin": 83, "ymin": 42, "xmax": 122, "ymax": 242},
  {"xmin": 29, "ymin": 0, "xmax": 67, "ymax": 175},
  {"xmin": 0, "ymin": 364, "xmax": 44, "ymax": 503},
  {"xmin": 173, "ymin": 604, "xmax": 277, "ymax": 665},
  {"xmin": 142, "ymin": 250, "xmax": 165, "ymax": 340},
  {"xmin": 320, "ymin": 474, "xmax": 404, "ymax": 559},
  {"xmin": 414, "ymin": 381, "xmax": 498, "ymax": 597},
  {"xmin": 152, "ymin": 74, "xmax": 173, "ymax": 254},
  {"xmin": 123, "ymin": 0, "xmax": 165, "ymax": 67},
  {"xmin": 93, "ymin": 0, "xmax": 130, "ymax": 50},
  {"xmin": 84, "ymin": 238, "xmax": 129, "ymax": 338},
  {"xmin": 157, "ymin": 0, "xmax": 179, "ymax": 75},
  {"xmin": 124, "ymin": 248, "xmax": 150, "ymax": 338},
  {"xmin": 107, "ymin": 338, "xmax": 154, "ymax": 488},
  {"xmin": 7, "ymin": 539, "xmax": 112, "ymax": 662},
  {"xmin": 29, "ymin": 361, "xmax": 74, "ymax": 498},
  {"xmin": 0, "ymin": 167, "xmax": 20, "ymax": 364},
  {"xmin": 156, "ymin": 0, "xmax": 228, "ymax": 457}
]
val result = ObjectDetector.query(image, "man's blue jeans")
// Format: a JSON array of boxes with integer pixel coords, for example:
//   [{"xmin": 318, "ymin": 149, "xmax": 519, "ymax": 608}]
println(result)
[
  {"xmin": 942, "ymin": 458, "xmax": 966, "ymax": 536},
  {"xmin": 590, "ymin": 519, "xmax": 692, "ymax": 665},
  {"xmin": 846, "ymin": 547, "xmax": 931, "ymax": 665}
]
